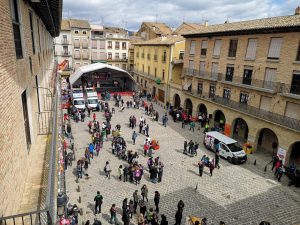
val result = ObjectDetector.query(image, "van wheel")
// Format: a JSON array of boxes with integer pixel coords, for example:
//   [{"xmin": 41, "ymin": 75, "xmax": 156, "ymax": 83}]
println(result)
[{"xmin": 227, "ymin": 157, "xmax": 232, "ymax": 163}]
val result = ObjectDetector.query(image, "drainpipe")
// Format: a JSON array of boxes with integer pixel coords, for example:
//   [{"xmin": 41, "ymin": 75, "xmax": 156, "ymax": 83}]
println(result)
[{"xmin": 166, "ymin": 44, "xmax": 174, "ymax": 106}]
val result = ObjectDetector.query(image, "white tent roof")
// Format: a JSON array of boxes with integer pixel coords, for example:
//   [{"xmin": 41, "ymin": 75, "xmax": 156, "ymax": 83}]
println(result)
[{"xmin": 69, "ymin": 63, "xmax": 134, "ymax": 85}]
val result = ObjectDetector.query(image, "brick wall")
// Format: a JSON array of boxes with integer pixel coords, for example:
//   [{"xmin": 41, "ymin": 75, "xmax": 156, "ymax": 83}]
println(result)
[{"xmin": 0, "ymin": 0, "xmax": 55, "ymax": 216}]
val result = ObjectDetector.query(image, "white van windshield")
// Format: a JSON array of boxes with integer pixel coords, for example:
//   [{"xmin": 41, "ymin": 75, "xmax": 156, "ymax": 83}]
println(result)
[
  {"xmin": 88, "ymin": 99, "xmax": 98, "ymax": 104},
  {"xmin": 73, "ymin": 90, "xmax": 82, "ymax": 94},
  {"xmin": 74, "ymin": 100, "xmax": 85, "ymax": 105},
  {"xmin": 227, "ymin": 142, "xmax": 242, "ymax": 152}
]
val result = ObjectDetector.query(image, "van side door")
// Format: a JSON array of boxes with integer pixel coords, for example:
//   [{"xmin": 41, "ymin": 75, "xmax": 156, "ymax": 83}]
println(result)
[{"xmin": 219, "ymin": 143, "xmax": 229, "ymax": 158}]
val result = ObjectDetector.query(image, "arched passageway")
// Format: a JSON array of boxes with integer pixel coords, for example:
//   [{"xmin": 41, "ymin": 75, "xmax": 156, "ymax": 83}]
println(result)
[
  {"xmin": 232, "ymin": 118, "xmax": 249, "ymax": 143},
  {"xmin": 185, "ymin": 98, "xmax": 193, "ymax": 116},
  {"xmin": 174, "ymin": 94, "xmax": 181, "ymax": 109},
  {"xmin": 214, "ymin": 110, "xmax": 226, "ymax": 131},
  {"xmin": 289, "ymin": 142, "xmax": 300, "ymax": 166},
  {"xmin": 197, "ymin": 103, "xmax": 207, "ymax": 116},
  {"xmin": 257, "ymin": 128, "xmax": 278, "ymax": 155}
]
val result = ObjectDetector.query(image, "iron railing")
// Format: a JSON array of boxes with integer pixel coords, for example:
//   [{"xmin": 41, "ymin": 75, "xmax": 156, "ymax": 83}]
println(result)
[
  {"xmin": 280, "ymin": 83, "xmax": 300, "ymax": 96},
  {"xmin": 183, "ymin": 90, "xmax": 300, "ymax": 131},
  {"xmin": 37, "ymin": 111, "xmax": 52, "ymax": 135}
]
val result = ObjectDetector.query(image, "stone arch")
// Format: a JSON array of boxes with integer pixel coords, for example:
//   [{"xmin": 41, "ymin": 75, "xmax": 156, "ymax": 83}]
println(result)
[
  {"xmin": 231, "ymin": 118, "xmax": 249, "ymax": 144},
  {"xmin": 173, "ymin": 94, "xmax": 181, "ymax": 109},
  {"xmin": 197, "ymin": 103, "xmax": 207, "ymax": 116},
  {"xmin": 184, "ymin": 98, "xmax": 193, "ymax": 116},
  {"xmin": 213, "ymin": 110, "xmax": 226, "ymax": 131},
  {"xmin": 256, "ymin": 128, "xmax": 279, "ymax": 155},
  {"xmin": 289, "ymin": 141, "xmax": 300, "ymax": 166}
]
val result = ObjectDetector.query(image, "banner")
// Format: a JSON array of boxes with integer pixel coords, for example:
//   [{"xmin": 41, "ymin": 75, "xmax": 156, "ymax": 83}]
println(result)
[
  {"xmin": 224, "ymin": 123, "xmax": 231, "ymax": 136},
  {"xmin": 277, "ymin": 147, "xmax": 287, "ymax": 164}
]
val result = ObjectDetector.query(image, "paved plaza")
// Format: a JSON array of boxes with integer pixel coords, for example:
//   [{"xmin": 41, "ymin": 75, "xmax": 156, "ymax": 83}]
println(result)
[{"xmin": 65, "ymin": 97, "xmax": 300, "ymax": 225}]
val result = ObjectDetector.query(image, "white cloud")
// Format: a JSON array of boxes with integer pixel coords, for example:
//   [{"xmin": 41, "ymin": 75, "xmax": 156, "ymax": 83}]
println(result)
[{"xmin": 62, "ymin": 0, "xmax": 299, "ymax": 31}]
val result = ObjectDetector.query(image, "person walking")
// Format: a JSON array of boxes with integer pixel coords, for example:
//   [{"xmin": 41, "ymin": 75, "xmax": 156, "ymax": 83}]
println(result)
[
  {"xmin": 160, "ymin": 214, "xmax": 168, "ymax": 225},
  {"xmin": 174, "ymin": 209, "xmax": 183, "ymax": 225},
  {"xmin": 158, "ymin": 162, "xmax": 164, "ymax": 183},
  {"xmin": 198, "ymin": 161, "xmax": 204, "ymax": 177},
  {"xmin": 145, "ymin": 124, "xmax": 149, "ymax": 137},
  {"xmin": 89, "ymin": 143, "xmax": 95, "ymax": 159},
  {"xmin": 215, "ymin": 152, "xmax": 220, "ymax": 169},
  {"xmin": 139, "ymin": 201, "xmax": 147, "ymax": 216},
  {"xmin": 110, "ymin": 204, "xmax": 118, "ymax": 224},
  {"xmin": 177, "ymin": 200, "xmax": 185, "ymax": 212},
  {"xmin": 133, "ymin": 190, "xmax": 140, "ymax": 214},
  {"xmin": 209, "ymin": 160, "xmax": 215, "ymax": 176},
  {"xmin": 122, "ymin": 208, "xmax": 130, "ymax": 225},
  {"xmin": 272, "ymin": 155, "xmax": 279, "ymax": 171},
  {"xmin": 104, "ymin": 161, "xmax": 112, "ymax": 179},
  {"xmin": 94, "ymin": 191, "xmax": 103, "ymax": 214},
  {"xmin": 154, "ymin": 191, "xmax": 160, "ymax": 213},
  {"xmin": 189, "ymin": 121, "xmax": 195, "ymax": 132},
  {"xmin": 141, "ymin": 184, "xmax": 149, "ymax": 202},
  {"xmin": 118, "ymin": 165, "xmax": 123, "ymax": 181},
  {"xmin": 132, "ymin": 131, "xmax": 137, "ymax": 145},
  {"xmin": 204, "ymin": 122, "xmax": 209, "ymax": 133}
]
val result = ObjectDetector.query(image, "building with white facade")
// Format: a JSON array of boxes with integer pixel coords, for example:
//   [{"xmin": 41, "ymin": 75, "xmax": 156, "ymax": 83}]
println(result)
[
  {"xmin": 90, "ymin": 25, "xmax": 107, "ymax": 64},
  {"xmin": 105, "ymin": 27, "xmax": 130, "ymax": 70}
]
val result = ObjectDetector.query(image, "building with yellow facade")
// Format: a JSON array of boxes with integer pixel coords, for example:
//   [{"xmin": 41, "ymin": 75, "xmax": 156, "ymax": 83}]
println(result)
[
  {"xmin": 177, "ymin": 10, "xmax": 300, "ymax": 165},
  {"xmin": 133, "ymin": 35, "xmax": 185, "ymax": 104}
]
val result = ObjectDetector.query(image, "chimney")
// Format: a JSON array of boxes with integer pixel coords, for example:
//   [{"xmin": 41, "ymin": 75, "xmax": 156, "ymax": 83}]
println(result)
[{"xmin": 295, "ymin": 6, "xmax": 300, "ymax": 15}]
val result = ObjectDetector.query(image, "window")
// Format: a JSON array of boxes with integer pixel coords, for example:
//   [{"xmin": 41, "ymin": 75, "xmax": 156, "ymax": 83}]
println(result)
[
  {"xmin": 74, "ymin": 30, "xmax": 79, "ymax": 34},
  {"xmin": 201, "ymin": 40, "xmax": 208, "ymax": 56},
  {"xmin": 107, "ymin": 52, "xmax": 112, "ymax": 59},
  {"xmin": 136, "ymin": 50, "xmax": 139, "ymax": 58},
  {"xmin": 243, "ymin": 67, "xmax": 253, "ymax": 85},
  {"xmin": 142, "ymin": 50, "xmax": 144, "ymax": 58},
  {"xmin": 115, "ymin": 53, "xmax": 119, "ymax": 59},
  {"xmin": 122, "ymin": 42, "xmax": 127, "ymax": 49},
  {"xmin": 122, "ymin": 53, "xmax": 127, "ymax": 59},
  {"xmin": 225, "ymin": 64, "xmax": 234, "ymax": 81},
  {"xmin": 211, "ymin": 62, "xmax": 219, "ymax": 79},
  {"xmin": 245, "ymin": 38, "xmax": 257, "ymax": 60},
  {"xmin": 188, "ymin": 60, "xmax": 194, "ymax": 74},
  {"xmin": 92, "ymin": 40, "xmax": 97, "ymax": 49},
  {"xmin": 73, "ymin": 38, "xmax": 80, "ymax": 48},
  {"xmin": 189, "ymin": 40, "xmax": 196, "ymax": 55},
  {"xmin": 162, "ymin": 70, "xmax": 165, "ymax": 80},
  {"xmin": 228, "ymin": 39, "xmax": 238, "ymax": 57},
  {"xmin": 63, "ymin": 46, "xmax": 68, "ymax": 55},
  {"xmin": 199, "ymin": 61, "xmax": 205, "ymax": 75},
  {"xmin": 197, "ymin": 82, "xmax": 203, "ymax": 94},
  {"xmin": 285, "ymin": 102, "xmax": 300, "ymax": 119},
  {"xmin": 82, "ymin": 38, "xmax": 88, "ymax": 48},
  {"xmin": 74, "ymin": 50, "xmax": 80, "ymax": 59},
  {"xmin": 296, "ymin": 41, "xmax": 300, "ymax": 61},
  {"xmin": 162, "ymin": 51, "xmax": 166, "ymax": 62},
  {"xmin": 209, "ymin": 85, "xmax": 216, "ymax": 98},
  {"xmin": 100, "ymin": 40, "xmax": 105, "ymax": 49},
  {"xmin": 213, "ymin": 39, "xmax": 221, "ymax": 57},
  {"xmin": 108, "ymin": 41, "xmax": 112, "ymax": 49},
  {"xmin": 260, "ymin": 96, "xmax": 271, "ymax": 111},
  {"xmin": 142, "ymin": 65, "xmax": 144, "ymax": 73},
  {"xmin": 290, "ymin": 71, "xmax": 300, "ymax": 95},
  {"xmin": 11, "ymin": 0, "xmax": 23, "ymax": 58},
  {"xmin": 240, "ymin": 92, "xmax": 249, "ymax": 104},
  {"xmin": 82, "ymin": 30, "xmax": 87, "ymax": 34},
  {"xmin": 115, "ymin": 41, "xmax": 120, "ymax": 49},
  {"xmin": 29, "ymin": 57, "xmax": 33, "ymax": 75},
  {"xmin": 154, "ymin": 68, "xmax": 157, "ymax": 77},
  {"xmin": 223, "ymin": 88, "xmax": 231, "ymax": 99},
  {"xmin": 179, "ymin": 51, "xmax": 184, "ymax": 59},
  {"xmin": 147, "ymin": 51, "xmax": 150, "ymax": 60},
  {"xmin": 154, "ymin": 49, "xmax": 158, "ymax": 61},
  {"xmin": 264, "ymin": 68, "xmax": 277, "ymax": 89},
  {"xmin": 115, "ymin": 64, "xmax": 119, "ymax": 68},
  {"xmin": 148, "ymin": 66, "xmax": 150, "ymax": 75},
  {"xmin": 100, "ymin": 52, "xmax": 106, "ymax": 60},
  {"xmin": 92, "ymin": 52, "xmax": 97, "ymax": 60},
  {"xmin": 29, "ymin": 12, "xmax": 35, "ymax": 54},
  {"xmin": 267, "ymin": 38, "xmax": 283, "ymax": 59}
]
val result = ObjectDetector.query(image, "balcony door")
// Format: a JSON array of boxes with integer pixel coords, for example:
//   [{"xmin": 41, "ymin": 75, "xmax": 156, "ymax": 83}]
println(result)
[
  {"xmin": 21, "ymin": 90, "xmax": 31, "ymax": 150},
  {"xmin": 291, "ymin": 72, "xmax": 300, "ymax": 95},
  {"xmin": 243, "ymin": 67, "xmax": 253, "ymax": 85}
]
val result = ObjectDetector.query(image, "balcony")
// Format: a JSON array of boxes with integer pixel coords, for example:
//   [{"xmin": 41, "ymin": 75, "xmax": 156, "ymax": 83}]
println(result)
[
  {"xmin": 172, "ymin": 57, "xmax": 183, "ymax": 64},
  {"xmin": 91, "ymin": 34, "xmax": 104, "ymax": 39},
  {"xmin": 74, "ymin": 54, "xmax": 81, "ymax": 59},
  {"xmin": 279, "ymin": 84, "xmax": 300, "ymax": 99},
  {"xmin": 182, "ymin": 68, "xmax": 220, "ymax": 81},
  {"xmin": 133, "ymin": 69, "xmax": 164, "ymax": 84},
  {"xmin": 221, "ymin": 76, "xmax": 280, "ymax": 93},
  {"xmin": 182, "ymin": 91, "xmax": 300, "ymax": 131},
  {"xmin": 62, "ymin": 51, "xmax": 71, "ymax": 56},
  {"xmin": 107, "ymin": 58, "xmax": 128, "ymax": 62},
  {"xmin": 61, "ymin": 39, "xmax": 69, "ymax": 45}
]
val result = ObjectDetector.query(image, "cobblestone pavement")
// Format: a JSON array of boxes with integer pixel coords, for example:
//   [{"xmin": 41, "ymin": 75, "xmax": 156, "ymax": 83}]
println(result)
[{"xmin": 65, "ymin": 97, "xmax": 300, "ymax": 225}]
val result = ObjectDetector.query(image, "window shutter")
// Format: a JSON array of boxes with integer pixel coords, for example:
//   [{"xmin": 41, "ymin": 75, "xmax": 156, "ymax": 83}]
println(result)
[
  {"xmin": 200, "ymin": 61, "xmax": 205, "ymax": 73},
  {"xmin": 285, "ymin": 102, "xmax": 300, "ymax": 119},
  {"xmin": 268, "ymin": 38, "xmax": 283, "ymax": 59},
  {"xmin": 264, "ymin": 68, "xmax": 277, "ymax": 89},
  {"xmin": 213, "ymin": 40, "xmax": 221, "ymax": 56},
  {"xmin": 245, "ymin": 39, "xmax": 257, "ymax": 59},
  {"xmin": 92, "ymin": 40, "xmax": 97, "ymax": 48},
  {"xmin": 211, "ymin": 63, "xmax": 219, "ymax": 78},
  {"xmin": 188, "ymin": 60, "xmax": 194, "ymax": 70},
  {"xmin": 201, "ymin": 40, "xmax": 208, "ymax": 49},
  {"xmin": 260, "ymin": 96, "xmax": 271, "ymax": 111},
  {"xmin": 190, "ymin": 41, "xmax": 195, "ymax": 54},
  {"xmin": 100, "ymin": 52, "xmax": 106, "ymax": 60},
  {"xmin": 92, "ymin": 52, "xmax": 97, "ymax": 60}
]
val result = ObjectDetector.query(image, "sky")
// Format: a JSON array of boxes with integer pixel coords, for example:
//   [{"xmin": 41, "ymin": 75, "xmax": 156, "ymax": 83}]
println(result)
[{"xmin": 62, "ymin": 0, "xmax": 299, "ymax": 31}]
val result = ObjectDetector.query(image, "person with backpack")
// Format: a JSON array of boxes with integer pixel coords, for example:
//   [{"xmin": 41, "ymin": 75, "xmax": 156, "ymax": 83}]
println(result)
[
  {"xmin": 94, "ymin": 191, "xmax": 103, "ymax": 214},
  {"xmin": 189, "ymin": 121, "xmax": 195, "ymax": 132},
  {"xmin": 104, "ymin": 161, "xmax": 112, "ymax": 179},
  {"xmin": 89, "ymin": 143, "xmax": 94, "ymax": 159},
  {"xmin": 154, "ymin": 191, "xmax": 160, "ymax": 213}
]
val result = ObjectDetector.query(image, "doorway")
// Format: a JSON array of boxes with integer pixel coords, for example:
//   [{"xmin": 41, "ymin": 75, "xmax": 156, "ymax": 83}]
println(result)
[{"xmin": 21, "ymin": 91, "xmax": 31, "ymax": 150}]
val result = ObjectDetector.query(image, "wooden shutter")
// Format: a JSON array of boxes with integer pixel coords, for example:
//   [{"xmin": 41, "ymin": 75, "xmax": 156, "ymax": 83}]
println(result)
[
  {"xmin": 260, "ymin": 96, "xmax": 271, "ymax": 111},
  {"xmin": 245, "ymin": 39, "xmax": 257, "ymax": 59},
  {"xmin": 285, "ymin": 102, "xmax": 300, "ymax": 119},
  {"xmin": 92, "ymin": 52, "xmax": 97, "ymax": 60},
  {"xmin": 92, "ymin": 40, "xmax": 97, "ymax": 49},
  {"xmin": 100, "ymin": 40, "xmax": 105, "ymax": 49},
  {"xmin": 200, "ymin": 61, "xmax": 205, "ymax": 73},
  {"xmin": 190, "ymin": 41, "xmax": 195, "ymax": 54},
  {"xmin": 264, "ymin": 68, "xmax": 277, "ymax": 88},
  {"xmin": 201, "ymin": 40, "xmax": 208, "ymax": 49},
  {"xmin": 211, "ymin": 63, "xmax": 219, "ymax": 79},
  {"xmin": 268, "ymin": 38, "xmax": 283, "ymax": 59},
  {"xmin": 213, "ymin": 40, "xmax": 221, "ymax": 56}
]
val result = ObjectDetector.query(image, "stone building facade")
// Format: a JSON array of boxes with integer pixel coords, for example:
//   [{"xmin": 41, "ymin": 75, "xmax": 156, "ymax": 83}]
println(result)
[
  {"xmin": 0, "ymin": 0, "xmax": 61, "ymax": 216},
  {"xmin": 178, "ymin": 12, "xmax": 300, "ymax": 165}
]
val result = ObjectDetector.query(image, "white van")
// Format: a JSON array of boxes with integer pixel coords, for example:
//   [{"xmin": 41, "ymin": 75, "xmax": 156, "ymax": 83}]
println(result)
[
  {"xmin": 72, "ymin": 88, "xmax": 84, "ymax": 98},
  {"xmin": 87, "ymin": 97, "xmax": 99, "ymax": 110},
  {"xmin": 204, "ymin": 131, "xmax": 247, "ymax": 164},
  {"xmin": 85, "ymin": 88, "xmax": 98, "ymax": 98},
  {"xmin": 73, "ymin": 98, "xmax": 86, "ymax": 110}
]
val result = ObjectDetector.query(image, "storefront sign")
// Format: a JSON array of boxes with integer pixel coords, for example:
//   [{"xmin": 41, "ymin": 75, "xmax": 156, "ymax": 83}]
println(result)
[{"xmin": 277, "ymin": 147, "xmax": 287, "ymax": 164}]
